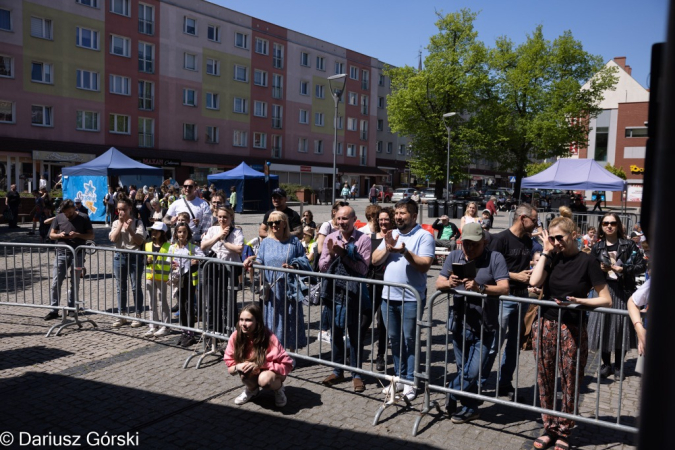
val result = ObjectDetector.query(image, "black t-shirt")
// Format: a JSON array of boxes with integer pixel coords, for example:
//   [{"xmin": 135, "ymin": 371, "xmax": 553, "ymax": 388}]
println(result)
[
  {"xmin": 6, "ymin": 190, "xmax": 20, "ymax": 208},
  {"xmin": 542, "ymin": 251, "xmax": 606, "ymax": 323},
  {"xmin": 51, "ymin": 212, "xmax": 93, "ymax": 248},
  {"xmin": 263, "ymin": 207, "xmax": 302, "ymax": 232},
  {"xmin": 488, "ymin": 229, "xmax": 532, "ymax": 291}
]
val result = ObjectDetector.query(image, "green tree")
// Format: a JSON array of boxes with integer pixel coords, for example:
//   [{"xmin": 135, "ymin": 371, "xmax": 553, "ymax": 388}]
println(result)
[
  {"xmin": 526, "ymin": 161, "xmax": 553, "ymax": 176},
  {"xmin": 604, "ymin": 163, "xmax": 627, "ymax": 180},
  {"xmin": 386, "ymin": 9, "xmax": 489, "ymax": 197}
]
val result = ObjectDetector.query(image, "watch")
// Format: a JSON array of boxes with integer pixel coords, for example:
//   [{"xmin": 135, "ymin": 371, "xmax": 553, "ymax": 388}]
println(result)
[{"xmin": 478, "ymin": 284, "xmax": 486, "ymax": 294}]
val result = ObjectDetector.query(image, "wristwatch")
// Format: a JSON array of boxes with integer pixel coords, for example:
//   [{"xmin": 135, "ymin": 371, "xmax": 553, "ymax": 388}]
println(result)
[{"xmin": 478, "ymin": 284, "xmax": 486, "ymax": 294}]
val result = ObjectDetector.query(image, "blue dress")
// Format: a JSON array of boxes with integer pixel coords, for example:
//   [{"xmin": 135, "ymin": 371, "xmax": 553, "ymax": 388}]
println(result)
[{"xmin": 257, "ymin": 236, "xmax": 308, "ymax": 350}]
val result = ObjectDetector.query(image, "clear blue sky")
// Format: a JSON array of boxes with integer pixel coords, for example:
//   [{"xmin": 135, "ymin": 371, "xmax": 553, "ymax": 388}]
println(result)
[{"xmin": 211, "ymin": 0, "xmax": 668, "ymax": 88}]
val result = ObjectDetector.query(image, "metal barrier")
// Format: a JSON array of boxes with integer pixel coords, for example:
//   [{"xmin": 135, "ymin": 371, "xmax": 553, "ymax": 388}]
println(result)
[{"xmin": 541, "ymin": 211, "xmax": 639, "ymax": 235}]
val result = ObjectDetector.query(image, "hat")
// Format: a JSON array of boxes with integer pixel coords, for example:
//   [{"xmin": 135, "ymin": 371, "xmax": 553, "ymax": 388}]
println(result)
[
  {"xmin": 461, "ymin": 223, "xmax": 484, "ymax": 242},
  {"xmin": 482, "ymin": 209, "xmax": 491, "ymax": 215},
  {"xmin": 629, "ymin": 231, "xmax": 643, "ymax": 238},
  {"xmin": 271, "ymin": 188, "xmax": 287, "ymax": 198},
  {"xmin": 74, "ymin": 198, "xmax": 82, "ymax": 203},
  {"xmin": 149, "ymin": 222, "xmax": 168, "ymax": 233},
  {"xmin": 303, "ymin": 226, "xmax": 314, "ymax": 236}
]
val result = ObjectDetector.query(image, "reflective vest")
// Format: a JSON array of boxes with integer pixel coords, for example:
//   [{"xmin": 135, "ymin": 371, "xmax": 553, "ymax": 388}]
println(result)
[
  {"xmin": 169, "ymin": 242, "xmax": 199, "ymax": 286},
  {"xmin": 145, "ymin": 242, "xmax": 171, "ymax": 282}
]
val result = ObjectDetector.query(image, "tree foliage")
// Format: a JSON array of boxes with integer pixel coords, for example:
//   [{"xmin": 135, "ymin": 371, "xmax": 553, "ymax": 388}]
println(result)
[
  {"xmin": 604, "ymin": 163, "xmax": 627, "ymax": 180},
  {"xmin": 526, "ymin": 161, "xmax": 553, "ymax": 176}
]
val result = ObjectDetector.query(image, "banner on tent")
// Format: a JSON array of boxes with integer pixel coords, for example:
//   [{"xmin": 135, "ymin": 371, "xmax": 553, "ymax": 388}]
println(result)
[{"xmin": 62, "ymin": 175, "xmax": 107, "ymax": 222}]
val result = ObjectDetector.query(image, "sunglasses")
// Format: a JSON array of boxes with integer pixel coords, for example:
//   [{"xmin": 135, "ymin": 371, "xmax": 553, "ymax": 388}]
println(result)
[
  {"xmin": 268, "ymin": 220, "xmax": 282, "ymax": 227},
  {"xmin": 183, "ymin": 185, "xmax": 195, "ymax": 189},
  {"xmin": 212, "ymin": 202, "xmax": 224, "ymax": 206},
  {"xmin": 602, "ymin": 221, "xmax": 618, "ymax": 227},
  {"xmin": 548, "ymin": 235, "xmax": 567, "ymax": 243}
]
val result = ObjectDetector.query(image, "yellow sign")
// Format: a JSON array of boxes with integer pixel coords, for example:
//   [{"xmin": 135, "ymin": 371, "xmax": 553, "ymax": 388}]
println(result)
[{"xmin": 630, "ymin": 165, "xmax": 644, "ymax": 174}]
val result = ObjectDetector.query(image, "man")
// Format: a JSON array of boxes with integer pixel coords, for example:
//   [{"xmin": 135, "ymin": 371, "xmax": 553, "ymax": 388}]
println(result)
[
  {"xmin": 109, "ymin": 196, "xmax": 147, "ymax": 327},
  {"xmin": 39, "ymin": 174, "xmax": 48, "ymax": 191},
  {"xmin": 74, "ymin": 198, "xmax": 89, "ymax": 215},
  {"xmin": 208, "ymin": 190, "xmax": 227, "ymax": 226},
  {"xmin": 482, "ymin": 203, "xmax": 538, "ymax": 398},
  {"xmin": 104, "ymin": 186, "xmax": 116, "ymax": 227},
  {"xmin": 369, "ymin": 185, "xmax": 378, "ymax": 205},
  {"xmin": 432, "ymin": 215, "xmax": 460, "ymax": 250},
  {"xmin": 372, "ymin": 199, "xmax": 435, "ymax": 401},
  {"xmin": 28, "ymin": 189, "xmax": 44, "ymax": 235},
  {"xmin": 435, "ymin": 223, "xmax": 509, "ymax": 423},
  {"xmin": 259, "ymin": 188, "xmax": 302, "ymax": 239},
  {"xmin": 44, "ymin": 200, "xmax": 95, "ymax": 320},
  {"xmin": 5, "ymin": 184, "xmax": 21, "ymax": 229},
  {"xmin": 319, "ymin": 205, "xmax": 372, "ymax": 393},
  {"xmin": 163, "ymin": 178, "xmax": 211, "ymax": 244}
]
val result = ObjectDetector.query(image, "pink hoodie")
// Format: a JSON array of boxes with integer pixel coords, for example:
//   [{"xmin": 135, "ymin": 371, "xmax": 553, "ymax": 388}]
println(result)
[{"xmin": 224, "ymin": 330, "xmax": 294, "ymax": 376}]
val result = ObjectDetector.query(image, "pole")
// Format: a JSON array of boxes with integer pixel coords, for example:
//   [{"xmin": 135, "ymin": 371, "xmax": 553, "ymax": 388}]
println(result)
[
  {"xmin": 446, "ymin": 125, "xmax": 450, "ymax": 203},
  {"xmin": 332, "ymin": 94, "xmax": 338, "ymax": 205}
]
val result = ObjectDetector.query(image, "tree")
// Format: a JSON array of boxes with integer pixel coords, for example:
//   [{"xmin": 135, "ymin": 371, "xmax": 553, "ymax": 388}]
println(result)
[
  {"xmin": 526, "ymin": 161, "xmax": 552, "ymax": 176},
  {"xmin": 604, "ymin": 163, "xmax": 627, "ymax": 180},
  {"xmin": 386, "ymin": 9, "xmax": 490, "ymax": 198}
]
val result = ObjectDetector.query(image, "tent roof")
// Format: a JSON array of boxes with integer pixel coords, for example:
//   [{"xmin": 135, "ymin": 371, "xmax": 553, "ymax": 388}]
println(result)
[
  {"xmin": 207, "ymin": 162, "xmax": 278, "ymax": 181},
  {"xmin": 521, "ymin": 159, "xmax": 626, "ymax": 191},
  {"xmin": 62, "ymin": 147, "xmax": 163, "ymax": 177}
]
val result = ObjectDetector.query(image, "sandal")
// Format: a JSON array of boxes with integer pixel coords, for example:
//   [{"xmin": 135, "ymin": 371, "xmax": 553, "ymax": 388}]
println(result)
[
  {"xmin": 533, "ymin": 432, "xmax": 556, "ymax": 450},
  {"xmin": 554, "ymin": 438, "xmax": 569, "ymax": 450}
]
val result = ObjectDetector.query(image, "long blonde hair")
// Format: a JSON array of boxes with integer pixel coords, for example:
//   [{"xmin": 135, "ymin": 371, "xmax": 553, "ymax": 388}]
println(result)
[{"xmin": 465, "ymin": 201, "xmax": 478, "ymax": 217}]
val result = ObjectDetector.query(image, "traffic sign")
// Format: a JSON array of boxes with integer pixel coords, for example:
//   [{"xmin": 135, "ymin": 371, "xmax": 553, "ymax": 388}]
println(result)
[{"xmin": 509, "ymin": 176, "xmax": 516, "ymax": 183}]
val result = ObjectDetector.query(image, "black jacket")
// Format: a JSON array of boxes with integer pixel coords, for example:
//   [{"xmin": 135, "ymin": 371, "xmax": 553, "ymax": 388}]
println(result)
[
  {"xmin": 432, "ymin": 219, "xmax": 460, "ymax": 240},
  {"xmin": 591, "ymin": 238, "xmax": 646, "ymax": 292}
]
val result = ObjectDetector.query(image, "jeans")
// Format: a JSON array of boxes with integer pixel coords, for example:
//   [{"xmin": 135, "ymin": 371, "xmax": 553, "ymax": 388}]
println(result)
[
  {"xmin": 50, "ymin": 250, "xmax": 85, "ymax": 313},
  {"xmin": 482, "ymin": 298, "xmax": 528, "ymax": 387},
  {"xmin": 113, "ymin": 252, "xmax": 145, "ymax": 314},
  {"xmin": 382, "ymin": 299, "xmax": 421, "ymax": 382},
  {"xmin": 331, "ymin": 303, "xmax": 370, "ymax": 379},
  {"xmin": 450, "ymin": 327, "xmax": 494, "ymax": 411},
  {"xmin": 105, "ymin": 204, "xmax": 115, "ymax": 225}
]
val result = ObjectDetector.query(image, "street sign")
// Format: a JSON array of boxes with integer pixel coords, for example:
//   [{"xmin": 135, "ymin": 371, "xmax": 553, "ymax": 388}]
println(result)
[{"xmin": 509, "ymin": 176, "xmax": 516, "ymax": 183}]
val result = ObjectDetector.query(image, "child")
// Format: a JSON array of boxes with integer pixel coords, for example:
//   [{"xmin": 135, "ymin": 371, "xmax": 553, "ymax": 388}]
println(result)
[
  {"xmin": 301, "ymin": 226, "xmax": 317, "ymax": 263},
  {"xmin": 224, "ymin": 303, "xmax": 294, "ymax": 407},
  {"xmin": 480, "ymin": 209, "xmax": 492, "ymax": 231},
  {"xmin": 145, "ymin": 222, "xmax": 172, "ymax": 337}
]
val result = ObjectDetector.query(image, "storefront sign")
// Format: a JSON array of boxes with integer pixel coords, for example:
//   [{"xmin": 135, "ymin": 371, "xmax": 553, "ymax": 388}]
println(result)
[
  {"xmin": 141, "ymin": 158, "xmax": 181, "ymax": 167},
  {"xmin": 300, "ymin": 165, "xmax": 312, "ymax": 172},
  {"xmin": 32, "ymin": 151, "xmax": 95, "ymax": 163},
  {"xmin": 627, "ymin": 184, "xmax": 643, "ymax": 202},
  {"xmin": 630, "ymin": 165, "xmax": 645, "ymax": 174}
]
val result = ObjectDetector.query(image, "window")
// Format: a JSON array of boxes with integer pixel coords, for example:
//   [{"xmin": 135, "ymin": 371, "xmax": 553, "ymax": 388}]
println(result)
[
  {"xmin": 299, "ymin": 80, "xmax": 309, "ymax": 96},
  {"xmin": 350, "ymin": 66, "xmax": 358, "ymax": 80},
  {"xmin": 594, "ymin": 127, "xmax": 608, "ymax": 162},
  {"xmin": 109, "ymin": 113, "xmax": 130, "ymax": 134},
  {"xmin": 298, "ymin": 138, "xmax": 308, "ymax": 153},
  {"xmin": 272, "ymin": 74, "xmax": 283, "ymax": 99},
  {"xmin": 377, "ymin": 119, "xmax": 383, "ymax": 131},
  {"xmin": 184, "ymin": 53, "xmax": 197, "ymax": 71},
  {"xmin": 314, "ymin": 140, "xmax": 324, "ymax": 154},
  {"xmin": 625, "ymin": 127, "xmax": 648, "ymax": 138},
  {"xmin": 360, "ymin": 120, "xmax": 368, "ymax": 140},
  {"xmin": 0, "ymin": 100, "xmax": 14, "ymax": 123},
  {"xmin": 376, "ymin": 141, "xmax": 383, "ymax": 153},
  {"xmin": 234, "ymin": 64, "xmax": 248, "ymax": 82},
  {"xmin": 300, "ymin": 52, "xmax": 310, "ymax": 67},
  {"xmin": 0, "ymin": 55, "xmax": 14, "ymax": 78},
  {"xmin": 183, "ymin": 17, "xmax": 196, "ymax": 36},
  {"xmin": 315, "ymin": 112, "xmax": 324, "ymax": 127},
  {"xmin": 138, "ymin": 4, "xmax": 154, "ymax": 35},
  {"xmin": 77, "ymin": 0, "xmax": 99, "ymax": 7},
  {"xmin": 76, "ymin": 27, "xmax": 99, "ymax": 50},
  {"xmin": 361, "ymin": 70, "xmax": 369, "ymax": 90},
  {"xmin": 335, "ymin": 62, "xmax": 344, "ymax": 74},
  {"xmin": 336, "ymin": 142, "xmax": 343, "ymax": 155},
  {"xmin": 361, "ymin": 95, "xmax": 369, "ymax": 115},
  {"xmin": 299, "ymin": 109, "xmax": 308, "ymax": 124},
  {"xmin": 76, "ymin": 110, "xmax": 99, "ymax": 131},
  {"xmin": 233, "ymin": 130, "xmax": 247, "ymax": 147},
  {"xmin": 253, "ymin": 69, "xmax": 267, "ymax": 86},
  {"xmin": 316, "ymin": 56, "xmax": 325, "ymax": 71},
  {"xmin": 386, "ymin": 142, "xmax": 392, "ymax": 154},
  {"xmin": 111, "ymin": 35, "xmax": 131, "ymax": 57},
  {"xmin": 272, "ymin": 105, "xmax": 282, "ymax": 129},
  {"xmin": 348, "ymin": 92, "xmax": 358, "ymax": 106},
  {"xmin": 183, "ymin": 123, "xmax": 197, "ymax": 141},
  {"xmin": 253, "ymin": 132, "xmax": 267, "ymax": 149},
  {"xmin": 31, "ymin": 17, "xmax": 52, "ymax": 40},
  {"xmin": 0, "ymin": 8, "xmax": 11, "ymax": 31},
  {"xmin": 233, "ymin": 97, "xmax": 248, "ymax": 114},
  {"xmin": 315, "ymin": 84, "xmax": 325, "ymax": 99},
  {"xmin": 206, "ymin": 58, "xmax": 220, "ymax": 76},
  {"xmin": 379, "ymin": 74, "xmax": 385, "ymax": 86},
  {"xmin": 234, "ymin": 32, "xmax": 248, "ymax": 49},
  {"xmin": 378, "ymin": 96, "xmax": 385, "ymax": 108},
  {"xmin": 31, "ymin": 62, "xmax": 53, "ymax": 84},
  {"xmin": 360, "ymin": 146, "xmax": 367, "ymax": 165},
  {"xmin": 273, "ymin": 43, "xmax": 284, "ymax": 69},
  {"xmin": 76, "ymin": 69, "xmax": 99, "ymax": 91},
  {"xmin": 109, "ymin": 74, "xmax": 130, "ymax": 95},
  {"xmin": 205, "ymin": 126, "xmax": 219, "ymax": 144},
  {"xmin": 206, "ymin": 92, "xmax": 219, "ymax": 110},
  {"xmin": 254, "ymin": 101, "xmax": 267, "ymax": 117},
  {"xmin": 183, "ymin": 88, "xmax": 197, "ymax": 106},
  {"xmin": 398, "ymin": 144, "xmax": 405, "ymax": 155},
  {"xmin": 138, "ymin": 80, "xmax": 154, "ymax": 110},
  {"xmin": 110, "ymin": 0, "xmax": 130, "ymax": 16},
  {"xmin": 347, "ymin": 117, "xmax": 357, "ymax": 131},
  {"xmin": 255, "ymin": 38, "xmax": 268, "ymax": 55},
  {"xmin": 347, "ymin": 144, "xmax": 356, "ymax": 157},
  {"xmin": 138, "ymin": 42, "xmax": 154, "ymax": 73},
  {"xmin": 138, "ymin": 117, "xmax": 153, "ymax": 147},
  {"xmin": 336, "ymin": 116, "xmax": 343, "ymax": 130},
  {"xmin": 272, "ymin": 135, "xmax": 282, "ymax": 158}
]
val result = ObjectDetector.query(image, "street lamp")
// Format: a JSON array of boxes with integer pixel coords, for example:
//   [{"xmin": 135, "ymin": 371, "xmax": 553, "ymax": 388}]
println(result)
[
  {"xmin": 442, "ymin": 112, "xmax": 457, "ymax": 202},
  {"xmin": 328, "ymin": 73, "xmax": 347, "ymax": 204}
]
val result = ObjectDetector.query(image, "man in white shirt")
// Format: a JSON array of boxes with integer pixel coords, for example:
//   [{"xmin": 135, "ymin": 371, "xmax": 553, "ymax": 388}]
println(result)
[{"xmin": 163, "ymin": 178, "xmax": 211, "ymax": 244}]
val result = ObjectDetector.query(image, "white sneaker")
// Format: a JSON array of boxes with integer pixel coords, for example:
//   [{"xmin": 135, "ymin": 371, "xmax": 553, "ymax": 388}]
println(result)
[
  {"xmin": 234, "ymin": 387, "xmax": 260, "ymax": 405},
  {"xmin": 381, "ymin": 382, "xmax": 404, "ymax": 395},
  {"xmin": 318, "ymin": 331, "xmax": 332, "ymax": 343},
  {"xmin": 154, "ymin": 326, "xmax": 170, "ymax": 337},
  {"xmin": 403, "ymin": 384, "xmax": 417, "ymax": 401},
  {"xmin": 144, "ymin": 327, "xmax": 156, "ymax": 337},
  {"xmin": 274, "ymin": 386, "xmax": 287, "ymax": 407},
  {"xmin": 131, "ymin": 316, "xmax": 143, "ymax": 328},
  {"xmin": 112, "ymin": 318, "xmax": 129, "ymax": 328}
]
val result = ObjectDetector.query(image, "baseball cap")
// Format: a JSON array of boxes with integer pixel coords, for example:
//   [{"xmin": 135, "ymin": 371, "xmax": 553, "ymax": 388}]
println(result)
[
  {"xmin": 482, "ymin": 209, "xmax": 491, "ymax": 215},
  {"xmin": 74, "ymin": 198, "xmax": 82, "ymax": 203},
  {"xmin": 271, "ymin": 188, "xmax": 287, "ymax": 198},
  {"xmin": 150, "ymin": 222, "xmax": 168, "ymax": 233},
  {"xmin": 629, "ymin": 231, "xmax": 643, "ymax": 238},
  {"xmin": 461, "ymin": 223, "xmax": 484, "ymax": 242}
]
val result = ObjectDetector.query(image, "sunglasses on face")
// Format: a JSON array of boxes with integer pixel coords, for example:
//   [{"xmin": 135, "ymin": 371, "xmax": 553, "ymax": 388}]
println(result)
[
  {"xmin": 183, "ymin": 185, "xmax": 194, "ymax": 189},
  {"xmin": 602, "ymin": 221, "xmax": 618, "ymax": 227},
  {"xmin": 268, "ymin": 220, "xmax": 282, "ymax": 227},
  {"xmin": 548, "ymin": 235, "xmax": 567, "ymax": 243},
  {"xmin": 212, "ymin": 202, "xmax": 224, "ymax": 206}
]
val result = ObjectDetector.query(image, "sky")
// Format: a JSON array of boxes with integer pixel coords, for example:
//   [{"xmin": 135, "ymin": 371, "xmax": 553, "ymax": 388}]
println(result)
[{"xmin": 211, "ymin": 0, "xmax": 669, "ymax": 88}]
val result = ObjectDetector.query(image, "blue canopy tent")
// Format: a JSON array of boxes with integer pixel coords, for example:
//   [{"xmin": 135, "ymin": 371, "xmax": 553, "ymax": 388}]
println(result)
[
  {"xmin": 62, "ymin": 147, "xmax": 163, "ymax": 222},
  {"xmin": 207, "ymin": 162, "xmax": 279, "ymax": 213}
]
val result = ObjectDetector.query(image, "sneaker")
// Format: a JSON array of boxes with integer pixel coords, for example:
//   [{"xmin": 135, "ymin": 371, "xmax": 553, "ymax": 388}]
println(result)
[
  {"xmin": 451, "ymin": 407, "xmax": 480, "ymax": 424},
  {"xmin": 599, "ymin": 363, "xmax": 614, "ymax": 379},
  {"xmin": 112, "ymin": 318, "xmax": 129, "ymax": 328},
  {"xmin": 144, "ymin": 328, "xmax": 157, "ymax": 337},
  {"xmin": 381, "ymin": 382, "xmax": 404, "ymax": 395},
  {"xmin": 234, "ymin": 387, "xmax": 260, "ymax": 405},
  {"xmin": 318, "ymin": 330, "xmax": 332, "ymax": 344},
  {"xmin": 154, "ymin": 326, "xmax": 170, "ymax": 337},
  {"xmin": 171, "ymin": 304, "xmax": 179, "ymax": 313},
  {"xmin": 613, "ymin": 364, "xmax": 625, "ymax": 381},
  {"xmin": 274, "ymin": 386, "xmax": 287, "ymax": 407},
  {"xmin": 375, "ymin": 356, "xmax": 385, "ymax": 373},
  {"xmin": 130, "ymin": 317, "xmax": 143, "ymax": 328},
  {"xmin": 44, "ymin": 311, "xmax": 60, "ymax": 321},
  {"xmin": 180, "ymin": 334, "xmax": 197, "ymax": 347},
  {"xmin": 403, "ymin": 384, "xmax": 417, "ymax": 401}
]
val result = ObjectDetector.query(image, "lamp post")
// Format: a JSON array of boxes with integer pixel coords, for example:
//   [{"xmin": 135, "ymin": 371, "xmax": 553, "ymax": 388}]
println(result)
[
  {"xmin": 328, "ymin": 73, "xmax": 347, "ymax": 204},
  {"xmin": 442, "ymin": 112, "xmax": 457, "ymax": 203}
]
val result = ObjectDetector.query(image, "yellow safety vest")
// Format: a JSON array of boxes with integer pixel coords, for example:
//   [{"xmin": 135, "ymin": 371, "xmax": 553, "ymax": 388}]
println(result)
[{"xmin": 145, "ymin": 242, "xmax": 172, "ymax": 282}]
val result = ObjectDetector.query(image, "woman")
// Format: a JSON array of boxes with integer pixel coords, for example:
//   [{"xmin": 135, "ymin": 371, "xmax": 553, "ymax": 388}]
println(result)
[
  {"xmin": 341, "ymin": 183, "xmax": 350, "ymax": 202},
  {"xmin": 460, "ymin": 201, "xmax": 479, "ymax": 231},
  {"xmin": 370, "ymin": 207, "xmax": 394, "ymax": 372},
  {"xmin": 144, "ymin": 222, "xmax": 172, "ymax": 337},
  {"xmin": 587, "ymin": 213, "xmax": 646, "ymax": 379},
  {"xmin": 134, "ymin": 190, "xmax": 150, "ymax": 227},
  {"xmin": 358, "ymin": 204, "xmax": 381, "ymax": 236},
  {"xmin": 224, "ymin": 303, "xmax": 293, "ymax": 407},
  {"xmin": 530, "ymin": 217, "xmax": 611, "ymax": 450},
  {"xmin": 149, "ymin": 198, "xmax": 163, "ymax": 224},
  {"xmin": 301, "ymin": 210, "xmax": 316, "ymax": 229},
  {"xmin": 168, "ymin": 223, "xmax": 204, "ymax": 347},
  {"xmin": 201, "ymin": 207, "xmax": 244, "ymax": 335},
  {"xmin": 243, "ymin": 211, "xmax": 307, "ymax": 351}
]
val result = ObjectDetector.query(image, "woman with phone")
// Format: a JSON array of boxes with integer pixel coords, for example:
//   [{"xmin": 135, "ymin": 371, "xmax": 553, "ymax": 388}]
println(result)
[{"xmin": 529, "ymin": 217, "xmax": 611, "ymax": 450}]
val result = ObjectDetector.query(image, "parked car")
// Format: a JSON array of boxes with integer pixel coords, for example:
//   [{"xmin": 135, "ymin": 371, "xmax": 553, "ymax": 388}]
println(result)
[
  {"xmin": 373, "ymin": 185, "xmax": 394, "ymax": 203},
  {"xmin": 452, "ymin": 189, "xmax": 484, "ymax": 205},
  {"xmin": 391, "ymin": 188, "xmax": 416, "ymax": 202},
  {"xmin": 421, "ymin": 188, "xmax": 437, "ymax": 203}
]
